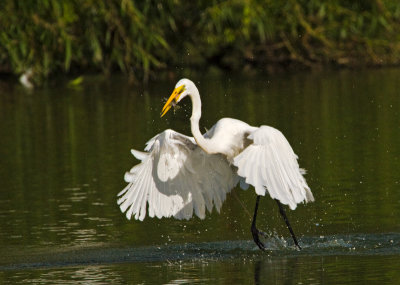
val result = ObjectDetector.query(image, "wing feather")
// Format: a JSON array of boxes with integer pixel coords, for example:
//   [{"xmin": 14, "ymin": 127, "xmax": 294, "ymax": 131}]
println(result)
[
  {"xmin": 118, "ymin": 129, "xmax": 238, "ymax": 220},
  {"xmin": 233, "ymin": 126, "xmax": 314, "ymax": 210}
]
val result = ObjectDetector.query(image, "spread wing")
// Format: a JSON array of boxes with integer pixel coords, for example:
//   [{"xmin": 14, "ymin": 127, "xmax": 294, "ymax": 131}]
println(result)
[
  {"xmin": 233, "ymin": 126, "xmax": 314, "ymax": 210},
  {"xmin": 117, "ymin": 129, "xmax": 239, "ymax": 221}
]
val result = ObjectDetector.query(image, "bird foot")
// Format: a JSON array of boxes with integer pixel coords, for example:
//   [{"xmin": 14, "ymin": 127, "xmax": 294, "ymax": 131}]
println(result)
[{"xmin": 251, "ymin": 225, "xmax": 268, "ymax": 251}]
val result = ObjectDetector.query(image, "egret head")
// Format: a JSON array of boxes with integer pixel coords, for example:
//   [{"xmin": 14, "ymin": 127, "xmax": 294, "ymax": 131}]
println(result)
[{"xmin": 161, "ymin": 78, "xmax": 195, "ymax": 117}]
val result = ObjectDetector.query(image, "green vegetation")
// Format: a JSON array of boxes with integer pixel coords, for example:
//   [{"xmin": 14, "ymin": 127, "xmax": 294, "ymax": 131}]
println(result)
[{"xmin": 1, "ymin": 0, "xmax": 400, "ymax": 84}]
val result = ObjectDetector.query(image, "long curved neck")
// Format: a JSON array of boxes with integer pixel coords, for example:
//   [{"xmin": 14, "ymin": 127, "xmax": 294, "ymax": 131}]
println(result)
[{"xmin": 189, "ymin": 88, "xmax": 216, "ymax": 154}]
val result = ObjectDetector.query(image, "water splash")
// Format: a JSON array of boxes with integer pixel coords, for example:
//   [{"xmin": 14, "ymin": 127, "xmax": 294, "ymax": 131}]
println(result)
[{"xmin": 1, "ymin": 233, "xmax": 399, "ymax": 271}]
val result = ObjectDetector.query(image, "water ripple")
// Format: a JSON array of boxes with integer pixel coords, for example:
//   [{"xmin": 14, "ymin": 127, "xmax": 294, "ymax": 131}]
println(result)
[{"xmin": 1, "ymin": 233, "xmax": 399, "ymax": 271}]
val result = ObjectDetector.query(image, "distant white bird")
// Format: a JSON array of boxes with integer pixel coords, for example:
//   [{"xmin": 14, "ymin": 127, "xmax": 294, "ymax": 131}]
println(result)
[
  {"xmin": 118, "ymin": 78, "xmax": 314, "ymax": 250},
  {"xmin": 19, "ymin": 68, "xmax": 34, "ymax": 89}
]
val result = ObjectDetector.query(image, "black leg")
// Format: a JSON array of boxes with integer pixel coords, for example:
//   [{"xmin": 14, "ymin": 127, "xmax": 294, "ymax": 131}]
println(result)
[
  {"xmin": 275, "ymin": 199, "xmax": 302, "ymax": 250},
  {"xmin": 251, "ymin": 195, "xmax": 268, "ymax": 250}
]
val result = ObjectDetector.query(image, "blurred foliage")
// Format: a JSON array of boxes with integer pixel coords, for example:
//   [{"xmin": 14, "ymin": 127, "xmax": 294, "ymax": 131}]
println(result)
[
  {"xmin": 0, "ymin": 0, "xmax": 170, "ymax": 84},
  {"xmin": 1, "ymin": 0, "xmax": 400, "ymax": 84}
]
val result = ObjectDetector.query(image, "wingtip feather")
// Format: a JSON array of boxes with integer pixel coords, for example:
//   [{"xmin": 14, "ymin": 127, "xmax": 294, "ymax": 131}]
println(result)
[{"xmin": 131, "ymin": 149, "xmax": 148, "ymax": 161}]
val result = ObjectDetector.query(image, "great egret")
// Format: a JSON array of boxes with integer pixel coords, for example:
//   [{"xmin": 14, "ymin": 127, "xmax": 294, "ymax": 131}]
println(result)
[{"xmin": 118, "ymin": 78, "xmax": 314, "ymax": 250}]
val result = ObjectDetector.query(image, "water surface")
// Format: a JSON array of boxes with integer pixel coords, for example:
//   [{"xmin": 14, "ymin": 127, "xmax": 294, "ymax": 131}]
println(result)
[{"xmin": 0, "ymin": 69, "xmax": 399, "ymax": 284}]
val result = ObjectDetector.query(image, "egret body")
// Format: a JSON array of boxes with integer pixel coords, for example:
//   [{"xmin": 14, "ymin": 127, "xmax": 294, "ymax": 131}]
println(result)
[{"xmin": 118, "ymin": 78, "xmax": 314, "ymax": 250}]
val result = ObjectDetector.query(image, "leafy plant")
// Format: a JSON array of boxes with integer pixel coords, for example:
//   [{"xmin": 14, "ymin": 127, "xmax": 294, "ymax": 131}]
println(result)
[{"xmin": 1, "ymin": 0, "xmax": 400, "ymax": 85}]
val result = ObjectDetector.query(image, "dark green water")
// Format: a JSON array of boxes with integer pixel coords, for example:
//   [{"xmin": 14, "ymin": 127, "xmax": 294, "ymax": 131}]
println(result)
[{"xmin": 0, "ymin": 69, "xmax": 399, "ymax": 284}]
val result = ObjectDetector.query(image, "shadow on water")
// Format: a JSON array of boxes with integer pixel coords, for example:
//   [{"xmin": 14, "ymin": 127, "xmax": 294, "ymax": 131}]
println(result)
[{"xmin": 1, "ymin": 233, "xmax": 399, "ymax": 271}]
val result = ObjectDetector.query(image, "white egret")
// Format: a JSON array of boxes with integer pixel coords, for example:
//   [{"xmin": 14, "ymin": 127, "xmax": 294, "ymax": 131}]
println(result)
[{"xmin": 118, "ymin": 78, "xmax": 314, "ymax": 250}]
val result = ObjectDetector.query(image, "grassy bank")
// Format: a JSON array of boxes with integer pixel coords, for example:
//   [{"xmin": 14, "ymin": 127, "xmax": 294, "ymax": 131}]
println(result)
[{"xmin": 1, "ymin": 0, "xmax": 400, "ymax": 85}]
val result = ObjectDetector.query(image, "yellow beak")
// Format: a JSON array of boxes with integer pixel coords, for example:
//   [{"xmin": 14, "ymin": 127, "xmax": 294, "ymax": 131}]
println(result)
[{"xmin": 161, "ymin": 85, "xmax": 185, "ymax": 117}]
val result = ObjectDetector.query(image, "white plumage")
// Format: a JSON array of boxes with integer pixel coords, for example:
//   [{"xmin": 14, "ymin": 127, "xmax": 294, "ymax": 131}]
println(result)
[
  {"xmin": 233, "ymin": 126, "xmax": 313, "ymax": 209},
  {"xmin": 118, "ymin": 129, "xmax": 238, "ymax": 220},
  {"xmin": 118, "ymin": 78, "xmax": 314, "ymax": 222}
]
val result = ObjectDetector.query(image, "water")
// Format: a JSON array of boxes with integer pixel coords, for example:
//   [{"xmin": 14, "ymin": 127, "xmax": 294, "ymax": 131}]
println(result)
[{"xmin": 0, "ymin": 69, "xmax": 399, "ymax": 284}]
